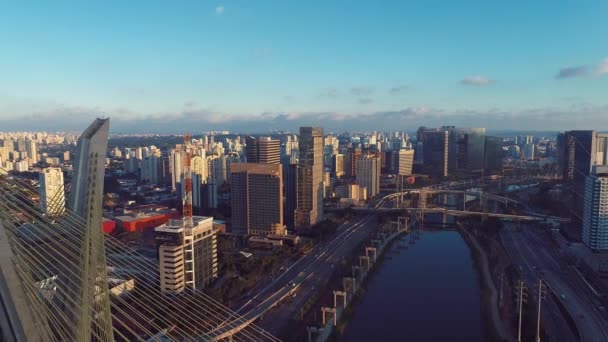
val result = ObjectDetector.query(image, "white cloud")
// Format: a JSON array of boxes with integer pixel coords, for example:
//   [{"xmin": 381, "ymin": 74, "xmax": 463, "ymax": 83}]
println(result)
[
  {"xmin": 215, "ymin": 5, "xmax": 224, "ymax": 14},
  {"xmin": 461, "ymin": 76, "xmax": 494, "ymax": 86},
  {"xmin": 595, "ymin": 58, "xmax": 608, "ymax": 76}
]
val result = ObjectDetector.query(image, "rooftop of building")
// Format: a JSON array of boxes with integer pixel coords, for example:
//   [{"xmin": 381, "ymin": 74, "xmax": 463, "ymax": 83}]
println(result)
[{"xmin": 154, "ymin": 215, "xmax": 214, "ymax": 233}]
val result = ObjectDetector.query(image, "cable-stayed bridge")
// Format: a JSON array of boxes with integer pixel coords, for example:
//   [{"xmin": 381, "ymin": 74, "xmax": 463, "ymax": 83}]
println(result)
[{"xmin": 0, "ymin": 119, "xmax": 278, "ymax": 342}]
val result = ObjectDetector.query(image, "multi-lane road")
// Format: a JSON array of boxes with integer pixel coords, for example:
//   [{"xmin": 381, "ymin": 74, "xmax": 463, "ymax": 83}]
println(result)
[
  {"xmin": 501, "ymin": 223, "xmax": 608, "ymax": 341},
  {"xmin": 212, "ymin": 214, "xmax": 379, "ymax": 339}
]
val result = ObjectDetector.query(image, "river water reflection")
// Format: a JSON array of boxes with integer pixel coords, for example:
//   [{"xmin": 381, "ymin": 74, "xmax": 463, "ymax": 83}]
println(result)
[{"xmin": 341, "ymin": 230, "xmax": 484, "ymax": 342}]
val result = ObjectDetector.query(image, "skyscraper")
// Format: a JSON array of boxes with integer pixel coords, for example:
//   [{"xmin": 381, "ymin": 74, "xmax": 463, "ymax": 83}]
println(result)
[
  {"xmin": 284, "ymin": 163, "xmax": 299, "ymax": 231},
  {"xmin": 562, "ymin": 130, "xmax": 608, "ymax": 235},
  {"xmin": 356, "ymin": 154, "xmax": 381, "ymax": 197},
  {"xmin": 245, "ymin": 137, "xmax": 280, "ymax": 164},
  {"xmin": 484, "ymin": 136, "xmax": 503, "ymax": 173},
  {"xmin": 39, "ymin": 167, "xmax": 65, "ymax": 216},
  {"xmin": 231, "ymin": 163, "xmax": 284, "ymax": 236},
  {"xmin": 397, "ymin": 149, "xmax": 414, "ymax": 176},
  {"xmin": 422, "ymin": 129, "xmax": 449, "ymax": 177},
  {"xmin": 447, "ymin": 127, "xmax": 487, "ymax": 172},
  {"xmin": 155, "ymin": 216, "xmax": 218, "ymax": 293},
  {"xmin": 296, "ymin": 127, "xmax": 324, "ymax": 228},
  {"xmin": 26, "ymin": 140, "xmax": 37, "ymax": 164},
  {"xmin": 582, "ymin": 166, "xmax": 608, "ymax": 250},
  {"xmin": 170, "ymin": 148, "xmax": 183, "ymax": 191},
  {"xmin": 333, "ymin": 153, "xmax": 344, "ymax": 178}
]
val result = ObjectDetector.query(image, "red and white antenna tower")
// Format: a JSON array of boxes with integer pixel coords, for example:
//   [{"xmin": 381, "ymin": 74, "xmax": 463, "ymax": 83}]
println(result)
[{"xmin": 182, "ymin": 133, "xmax": 194, "ymax": 228}]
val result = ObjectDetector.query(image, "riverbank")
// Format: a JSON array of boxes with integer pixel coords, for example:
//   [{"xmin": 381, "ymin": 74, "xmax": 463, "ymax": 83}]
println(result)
[
  {"xmin": 311, "ymin": 224, "xmax": 409, "ymax": 341},
  {"xmin": 458, "ymin": 223, "xmax": 512, "ymax": 342},
  {"xmin": 330, "ymin": 230, "xmax": 408, "ymax": 339}
]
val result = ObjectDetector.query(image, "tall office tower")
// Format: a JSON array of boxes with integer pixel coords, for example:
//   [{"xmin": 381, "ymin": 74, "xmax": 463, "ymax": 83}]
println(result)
[
  {"xmin": 296, "ymin": 127, "xmax": 324, "ymax": 228},
  {"xmin": 422, "ymin": 129, "xmax": 449, "ymax": 177},
  {"xmin": 446, "ymin": 127, "xmax": 487, "ymax": 172},
  {"xmin": 284, "ymin": 135, "xmax": 299, "ymax": 158},
  {"xmin": 333, "ymin": 153, "xmax": 344, "ymax": 178},
  {"xmin": 230, "ymin": 163, "xmax": 284, "ymax": 236},
  {"xmin": 356, "ymin": 154, "xmax": 381, "ymax": 197},
  {"xmin": 284, "ymin": 163, "xmax": 299, "ymax": 231},
  {"xmin": 155, "ymin": 216, "xmax": 218, "ymax": 294},
  {"xmin": 66, "ymin": 118, "xmax": 114, "ymax": 340},
  {"xmin": 245, "ymin": 136, "xmax": 281, "ymax": 164},
  {"xmin": 170, "ymin": 148, "xmax": 183, "ymax": 191},
  {"xmin": 562, "ymin": 131, "xmax": 608, "ymax": 237},
  {"xmin": 26, "ymin": 140, "xmax": 37, "ymax": 164},
  {"xmin": 39, "ymin": 167, "xmax": 65, "ymax": 215},
  {"xmin": 396, "ymin": 149, "xmax": 414, "ymax": 176},
  {"xmin": 414, "ymin": 142, "xmax": 424, "ymax": 164},
  {"xmin": 582, "ymin": 166, "xmax": 608, "ymax": 250},
  {"xmin": 484, "ymin": 136, "xmax": 503, "ymax": 173},
  {"xmin": 344, "ymin": 147, "xmax": 362, "ymax": 178}
]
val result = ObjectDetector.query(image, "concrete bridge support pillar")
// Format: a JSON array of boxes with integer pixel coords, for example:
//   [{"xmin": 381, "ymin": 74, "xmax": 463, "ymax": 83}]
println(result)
[
  {"xmin": 333, "ymin": 291, "xmax": 347, "ymax": 309},
  {"xmin": 343, "ymin": 277, "xmax": 356, "ymax": 293},
  {"xmin": 321, "ymin": 307, "xmax": 337, "ymax": 326},
  {"xmin": 359, "ymin": 256, "xmax": 370, "ymax": 271},
  {"xmin": 365, "ymin": 247, "xmax": 377, "ymax": 262}
]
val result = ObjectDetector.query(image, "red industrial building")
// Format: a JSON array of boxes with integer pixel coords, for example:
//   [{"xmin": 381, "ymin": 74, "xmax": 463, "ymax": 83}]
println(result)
[
  {"xmin": 114, "ymin": 209, "xmax": 180, "ymax": 233},
  {"xmin": 102, "ymin": 218, "xmax": 117, "ymax": 234}
]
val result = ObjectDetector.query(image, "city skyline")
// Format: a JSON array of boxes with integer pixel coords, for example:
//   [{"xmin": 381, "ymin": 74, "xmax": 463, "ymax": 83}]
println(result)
[{"xmin": 1, "ymin": 1, "xmax": 607, "ymax": 132}]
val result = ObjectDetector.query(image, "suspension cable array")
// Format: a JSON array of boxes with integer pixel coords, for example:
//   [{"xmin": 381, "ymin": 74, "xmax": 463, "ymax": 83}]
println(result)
[{"xmin": 0, "ymin": 169, "xmax": 280, "ymax": 342}]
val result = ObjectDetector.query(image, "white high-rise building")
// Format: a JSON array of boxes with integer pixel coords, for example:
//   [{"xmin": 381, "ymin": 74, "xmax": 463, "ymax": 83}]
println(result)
[
  {"xmin": 356, "ymin": 154, "xmax": 381, "ymax": 198},
  {"xmin": 170, "ymin": 148, "xmax": 183, "ymax": 191},
  {"xmin": 39, "ymin": 167, "xmax": 65, "ymax": 216},
  {"xmin": 156, "ymin": 216, "xmax": 218, "ymax": 294},
  {"xmin": 582, "ymin": 166, "xmax": 608, "ymax": 250}
]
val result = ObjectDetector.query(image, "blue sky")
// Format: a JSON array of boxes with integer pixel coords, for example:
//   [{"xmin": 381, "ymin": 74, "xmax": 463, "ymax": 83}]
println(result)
[{"xmin": 1, "ymin": 1, "xmax": 607, "ymax": 132}]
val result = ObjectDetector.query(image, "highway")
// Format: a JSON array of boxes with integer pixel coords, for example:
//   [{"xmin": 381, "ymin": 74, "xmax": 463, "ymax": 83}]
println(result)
[
  {"xmin": 501, "ymin": 223, "xmax": 608, "ymax": 341},
  {"xmin": 254, "ymin": 214, "xmax": 378, "ymax": 336},
  {"xmin": 209, "ymin": 214, "xmax": 379, "ymax": 339}
]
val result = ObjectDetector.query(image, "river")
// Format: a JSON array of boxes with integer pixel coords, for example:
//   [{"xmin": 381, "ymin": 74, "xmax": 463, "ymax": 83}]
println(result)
[{"xmin": 340, "ymin": 229, "xmax": 485, "ymax": 342}]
